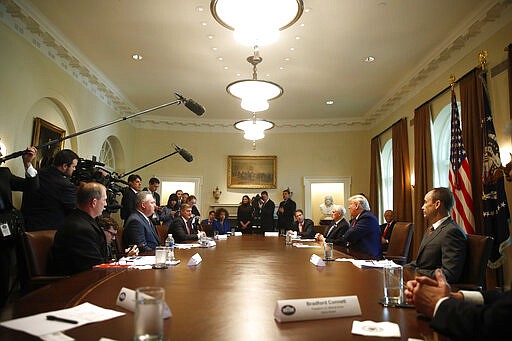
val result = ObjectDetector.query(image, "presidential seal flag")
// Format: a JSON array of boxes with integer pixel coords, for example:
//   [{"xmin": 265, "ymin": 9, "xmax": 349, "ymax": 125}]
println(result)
[
  {"xmin": 481, "ymin": 70, "xmax": 511, "ymax": 268},
  {"xmin": 449, "ymin": 86, "xmax": 475, "ymax": 234}
]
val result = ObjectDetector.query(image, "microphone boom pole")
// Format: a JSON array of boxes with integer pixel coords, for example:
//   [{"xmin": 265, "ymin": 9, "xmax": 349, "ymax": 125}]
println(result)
[{"xmin": 0, "ymin": 98, "xmax": 184, "ymax": 163}]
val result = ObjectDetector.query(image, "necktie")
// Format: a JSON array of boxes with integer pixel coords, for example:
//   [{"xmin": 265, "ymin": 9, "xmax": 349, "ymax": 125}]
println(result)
[
  {"xmin": 382, "ymin": 223, "xmax": 390, "ymax": 238},
  {"xmin": 352, "ymin": 219, "xmax": 357, "ymax": 227},
  {"xmin": 186, "ymin": 220, "xmax": 191, "ymax": 235},
  {"xmin": 427, "ymin": 226, "xmax": 434, "ymax": 236},
  {"xmin": 300, "ymin": 222, "xmax": 303, "ymax": 232}
]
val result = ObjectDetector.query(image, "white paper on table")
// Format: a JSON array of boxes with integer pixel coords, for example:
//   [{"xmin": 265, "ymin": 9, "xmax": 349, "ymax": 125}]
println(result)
[
  {"xmin": 216, "ymin": 234, "xmax": 228, "ymax": 240},
  {"xmin": 349, "ymin": 259, "xmax": 398, "ymax": 269},
  {"xmin": 299, "ymin": 238, "xmax": 316, "ymax": 242},
  {"xmin": 264, "ymin": 232, "xmax": 279, "ymax": 237},
  {"xmin": 40, "ymin": 332, "xmax": 75, "ymax": 341},
  {"xmin": 335, "ymin": 258, "xmax": 353, "ymax": 262},
  {"xmin": 351, "ymin": 320, "xmax": 401, "ymax": 338},
  {"xmin": 175, "ymin": 244, "xmax": 193, "ymax": 249},
  {"xmin": 309, "ymin": 254, "xmax": 326, "ymax": 267},
  {"xmin": 187, "ymin": 253, "xmax": 202, "ymax": 266},
  {"xmin": 293, "ymin": 243, "xmax": 321, "ymax": 248},
  {"xmin": 0, "ymin": 302, "xmax": 125, "ymax": 337}
]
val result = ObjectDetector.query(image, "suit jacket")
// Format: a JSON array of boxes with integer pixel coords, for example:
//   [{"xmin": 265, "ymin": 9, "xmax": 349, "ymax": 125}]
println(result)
[
  {"xmin": 406, "ymin": 217, "xmax": 466, "ymax": 283},
  {"xmin": 0, "ymin": 167, "xmax": 38, "ymax": 211},
  {"xmin": 170, "ymin": 217, "xmax": 199, "ymax": 243},
  {"xmin": 213, "ymin": 220, "xmax": 231, "ymax": 235},
  {"xmin": 277, "ymin": 198, "xmax": 296, "ymax": 229},
  {"xmin": 122, "ymin": 210, "xmax": 160, "ymax": 251},
  {"xmin": 291, "ymin": 218, "xmax": 315, "ymax": 239},
  {"xmin": 50, "ymin": 209, "xmax": 108, "ymax": 275},
  {"xmin": 379, "ymin": 220, "xmax": 396, "ymax": 251},
  {"xmin": 324, "ymin": 218, "xmax": 350, "ymax": 243},
  {"xmin": 431, "ymin": 290, "xmax": 511, "ymax": 340},
  {"xmin": 120, "ymin": 187, "xmax": 137, "ymax": 221},
  {"xmin": 21, "ymin": 166, "xmax": 76, "ymax": 231},
  {"xmin": 260, "ymin": 199, "xmax": 275, "ymax": 228},
  {"xmin": 334, "ymin": 210, "xmax": 381, "ymax": 257}
]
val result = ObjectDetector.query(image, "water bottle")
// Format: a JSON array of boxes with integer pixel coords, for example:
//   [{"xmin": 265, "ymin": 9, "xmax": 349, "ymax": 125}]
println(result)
[{"xmin": 165, "ymin": 234, "xmax": 175, "ymax": 261}]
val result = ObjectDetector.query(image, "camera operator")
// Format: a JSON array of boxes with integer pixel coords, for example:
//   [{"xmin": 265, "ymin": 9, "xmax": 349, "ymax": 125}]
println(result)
[{"xmin": 21, "ymin": 149, "xmax": 79, "ymax": 231}]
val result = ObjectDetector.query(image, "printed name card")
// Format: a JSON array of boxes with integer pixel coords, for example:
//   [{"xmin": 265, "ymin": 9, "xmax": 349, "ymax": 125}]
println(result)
[
  {"xmin": 187, "ymin": 253, "xmax": 202, "ymax": 266},
  {"xmin": 274, "ymin": 295, "xmax": 361, "ymax": 323},
  {"xmin": 216, "ymin": 234, "xmax": 228, "ymax": 240},
  {"xmin": 234, "ymin": 231, "xmax": 243, "ymax": 236},
  {"xmin": 310, "ymin": 254, "xmax": 326, "ymax": 267},
  {"xmin": 264, "ymin": 232, "xmax": 279, "ymax": 237},
  {"xmin": 116, "ymin": 287, "xmax": 172, "ymax": 319}
]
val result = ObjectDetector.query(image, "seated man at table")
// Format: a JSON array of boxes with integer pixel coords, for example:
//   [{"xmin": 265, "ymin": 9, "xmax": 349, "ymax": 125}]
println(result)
[
  {"xmin": 405, "ymin": 268, "xmax": 511, "ymax": 340},
  {"xmin": 97, "ymin": 216, "xmax": 138, "ymax": 260},
  {"xmin": 201, "ymin": 210, "xmax": 216, "ymax": 226},
  {"xmin": 315, "ymin": 205, "xmax": 349, "ymax": 243},
  {"xmin": 404, "ymin": 187, "xmax": 467, "ymax": 283},
  {"xmin": 122, "ymin": 191, "xmax": 160, "ymax": 252},
  {"xmin": 291, "ymin": 209, "xmax": 315, "ymax": 239},
  {"xmin": 331, "ymin": 194, "xmax": 381, "ymax": 257},
  {"xmin": 50, "ymin": 182, "xmax": 109, "ymax": 275},
  {"xmin": 170, "ymin": 203, "xmax": 206, "ymax": 243}
]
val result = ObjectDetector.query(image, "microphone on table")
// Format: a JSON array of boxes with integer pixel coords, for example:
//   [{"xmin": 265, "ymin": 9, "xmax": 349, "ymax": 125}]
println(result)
[
  {"xmin": 173, "ymin": 144, "xmax": 193, "ymax": 162},
  {"xmin": 175, "ymin": 93, "xmax": 205, "ymax": 116}
]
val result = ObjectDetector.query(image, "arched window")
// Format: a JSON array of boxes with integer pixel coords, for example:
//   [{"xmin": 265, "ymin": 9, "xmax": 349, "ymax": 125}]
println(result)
[
  {"xmin": 380, "ymin": 138, "xmax": 393, "ymax": 214},
  {"xmin": 432, "ymin": 102, "xmax": 459, "ymax": 188},
  {"xmin": 99, "ymin": 138, "xmax": 116, "ymax": 171}
]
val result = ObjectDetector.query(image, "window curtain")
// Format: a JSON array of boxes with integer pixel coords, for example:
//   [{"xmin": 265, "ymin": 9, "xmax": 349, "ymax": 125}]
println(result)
[
  {"xmin": 392, "ymin": 119, "xmax": 412, "ymax": 224},
  {"xmin": 508, "ymin": 43, "xmax": 512, "ymax": 122},
  {"xmin": 413, "ymin": 104, "xmax": 433, "ymax": 257},
  {"xmin": 369, "ymin": 137, "xmax": 382, "ymax": 220},
  {"xmin": 459, "ymin": 68, "xmax": 484, "ymax": 234}
]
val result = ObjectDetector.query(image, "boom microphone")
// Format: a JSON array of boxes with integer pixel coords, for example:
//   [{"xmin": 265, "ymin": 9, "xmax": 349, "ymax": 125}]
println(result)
[
  {"xmin": 175, "ymin": 93, "xmax": 205, "ymax": 116},
  {"xmin": 174, "ymin": 144, "xmax": 193, "ymax": 162}
]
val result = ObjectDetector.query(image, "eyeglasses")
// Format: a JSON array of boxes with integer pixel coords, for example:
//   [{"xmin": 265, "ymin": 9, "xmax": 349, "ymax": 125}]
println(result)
[{"xmin": 105, "ymin": 229, "xmax": 117, "ymax": 238}]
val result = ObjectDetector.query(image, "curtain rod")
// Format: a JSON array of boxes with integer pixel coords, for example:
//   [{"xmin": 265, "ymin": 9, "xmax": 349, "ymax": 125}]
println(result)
[{"xmin": 414, "ymin": 66, "xmax": 478, "ymax": 111}]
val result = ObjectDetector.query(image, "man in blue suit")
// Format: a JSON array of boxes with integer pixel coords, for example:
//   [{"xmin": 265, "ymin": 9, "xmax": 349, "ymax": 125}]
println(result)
[
  {"xmin": 122, "ymin": 191, "xmax": 160, "ymax": 251},
  {"xmin": 333, "ymin": 194, "xmax": 381, "ymax": 257}
]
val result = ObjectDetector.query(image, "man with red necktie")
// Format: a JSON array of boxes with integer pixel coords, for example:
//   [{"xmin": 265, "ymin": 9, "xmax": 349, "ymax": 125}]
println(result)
[{"xmin": 379, "ymin": 210, "xmax": 396, "ymax": 252}]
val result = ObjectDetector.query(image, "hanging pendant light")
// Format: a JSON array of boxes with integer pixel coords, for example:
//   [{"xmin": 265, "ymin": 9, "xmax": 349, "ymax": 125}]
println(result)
[
  {"xmin": 234, "ymin": 113, "xmax": 274, "ymax": 141},
  {"xmin": 227, "ymin": 47, "xmax": 283, "ymax": 113},
  {"xmin": 210, "ymin": 0, "xmax": 304, "ymax": 46}
]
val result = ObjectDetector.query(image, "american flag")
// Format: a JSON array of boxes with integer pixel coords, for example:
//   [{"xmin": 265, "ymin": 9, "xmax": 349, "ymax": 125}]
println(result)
[
  {"xmin": 481, "ymin": 71, "xmax": 511, "ymax": 268},
  {"xmin": 449, "ymin": 87, "xmax": 476, "ymax": 234}
]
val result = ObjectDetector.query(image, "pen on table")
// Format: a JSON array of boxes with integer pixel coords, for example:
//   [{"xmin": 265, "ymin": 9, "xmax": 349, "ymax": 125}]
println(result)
[{"xmin": 46, "ymin": 315, "xmax": 78, "ymax": 324}]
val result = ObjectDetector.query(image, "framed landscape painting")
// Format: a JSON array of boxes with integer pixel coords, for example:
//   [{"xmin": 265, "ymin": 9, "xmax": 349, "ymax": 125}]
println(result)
[
  {"xmin": 227, "ymin": 155, "xmax": 277, "ymax": 189},
  {"xmin": 31, "ymin": 117, "xmax": 65, "ymax": 169}
]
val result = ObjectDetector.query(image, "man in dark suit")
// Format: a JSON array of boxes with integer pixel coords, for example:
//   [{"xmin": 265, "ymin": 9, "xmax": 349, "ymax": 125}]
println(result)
[
  {"xmin": 291, "ymin": 209, "xmax": 315, "ymax": 239},
  {"xmin": 170, "ymin": 203, "xmax": 206, "ymax": 243},
  {"xmin": 316, "ymin": 205, "xmax": 349, "ymax": 243},
  {"xmin": 380, "ymin": 209, "xmax": 396, "ymax": 252},
  {"xmin": 143, "ymin": 177, "xmax": 161, "ymax": 224},
  {"xmin": 405, "ymin": 187, "xmax": 467, "ymax": 283},
  {"xmin": 122, "ymin": 191, "xmax": 160, "ymax": 251},
  {"xmin": 405, "ymin": 268, "xmax": 511, "ymax": 340},
  {"xmin": 333, "ymin": 194, "xmax": 381, "ymax": 257},
  {"xmin": 120, "ymin": 174, "xmax": 141, "ymax": 221},
  {"xmin": 50, "ymin": 182, "xmax": 108, "ymax": 275},
  {"xmin": 259, "ymin": 191, "xmax": 275, "ymax": 232},
  {"xmin": 22, "ymin": 149, "xmax": 79, "ymax": 231},
  {"xmin": 277, "ymin": 188, "xmax": 296, "ymax": 231},
  {"xmin": 0, "ymin": 146, "xmax": 38, "ymax": 307}
]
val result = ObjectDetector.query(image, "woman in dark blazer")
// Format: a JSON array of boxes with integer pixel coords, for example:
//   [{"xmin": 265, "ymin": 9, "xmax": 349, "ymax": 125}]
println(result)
[{"xmin": 237, "ymin": 195, "xmax": 253, "ymax": 234}]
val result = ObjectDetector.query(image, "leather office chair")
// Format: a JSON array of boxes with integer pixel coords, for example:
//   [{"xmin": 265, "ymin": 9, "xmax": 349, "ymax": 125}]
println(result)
[
  {"xmin": 201, "ymin": 223, "xmax": 213, "ymax": 237},
  {"xmin": 20, "ymin": 230, "xmax": 67, "ymax": 293},
  {"xmin": 155, "ymin": 224, "xmax": 169, "ymax": 246},
  {"xmin": 115, "ymin": 225, "xmax": 124, "ymax": 258},
  {"xmin": 383, "ymin": 222, "xmax": 414, "ymax": 265},
  {"xmin": 314, "ymin": 225, "xmax": 327, "ymax": 235},
  {"xmin": 453, "ymin": 234, "xmax": 493, "ymax": 290}
]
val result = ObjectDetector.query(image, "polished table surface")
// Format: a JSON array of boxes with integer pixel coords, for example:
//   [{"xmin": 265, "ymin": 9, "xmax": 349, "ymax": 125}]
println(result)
[{"xmin": 1, "ymin": 235, "xmax": 442, "ymax": 340}]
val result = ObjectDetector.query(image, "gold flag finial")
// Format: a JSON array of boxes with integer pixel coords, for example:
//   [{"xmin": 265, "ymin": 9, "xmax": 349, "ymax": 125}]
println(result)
[
  {"xmin": 449, "ymin": 75, "xmax": 456, "ymax": 89},
  {"xmin": 479, "ymin": 50, "xmax": 488, "ymax": 70}
]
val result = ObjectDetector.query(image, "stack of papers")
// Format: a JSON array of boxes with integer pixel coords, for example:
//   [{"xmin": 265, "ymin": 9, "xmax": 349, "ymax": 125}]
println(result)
[
  {"xmin": 293, "ymin": 243, "xmax": 321, "ymax": 248},
  {"xmin": 0, "ymin": 302, "xmax": 124, "ymax": 338},
  {"xmin": 335, "ymin": 259, "xmax": 399, "ymax": 268}
]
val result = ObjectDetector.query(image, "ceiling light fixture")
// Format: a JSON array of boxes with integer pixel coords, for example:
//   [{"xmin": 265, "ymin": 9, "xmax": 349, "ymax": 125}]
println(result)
[
  {"xmin": 210, "ymin": 0, "xmax": 304, "ymax": 46},
  {"xmin": 235, "ymin": 112, "xmax": 274, "ymax": 142},
  {"xmin": 226, "ymin": 47, "xmax": 283, "ymax": 112}
]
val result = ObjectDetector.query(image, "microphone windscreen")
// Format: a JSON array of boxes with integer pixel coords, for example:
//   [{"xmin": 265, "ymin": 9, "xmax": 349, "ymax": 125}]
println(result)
[
  {"xmin": 179, "ymin": 148, "xmax": 194, "ymax": 162},
  {"xmin": 184, "ymin": 99, "xmax": 205, "ymax": 116}
]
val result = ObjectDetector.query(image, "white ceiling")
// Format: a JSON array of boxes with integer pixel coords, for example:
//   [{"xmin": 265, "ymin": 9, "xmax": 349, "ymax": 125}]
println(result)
[{"xmin": 10, "ymin": 0, "xmax": 512, "ymax": 131}]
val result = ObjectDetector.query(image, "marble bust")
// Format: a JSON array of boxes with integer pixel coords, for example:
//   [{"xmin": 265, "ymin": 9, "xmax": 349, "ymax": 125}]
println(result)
[{"xmin": 319, "ymin": 195, "xmax": 335, "ymax": 220}]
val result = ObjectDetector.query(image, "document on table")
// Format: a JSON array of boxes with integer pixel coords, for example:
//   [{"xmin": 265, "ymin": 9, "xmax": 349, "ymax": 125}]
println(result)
[
  {"xmin": 335, "ymin": 258, "xmax": 398, "ymax": 268},
  {"xmin": 0, "ymin": 302, "xmax": 125, "ymax": 337},
  {"xmin": 293, "ymin": 243, "xmax": 321, "ymax": 248}
]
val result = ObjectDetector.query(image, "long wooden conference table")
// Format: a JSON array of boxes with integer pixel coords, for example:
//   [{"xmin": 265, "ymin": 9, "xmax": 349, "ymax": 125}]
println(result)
[{"xmin": 1, "ymin": 235, "xmax": 444, "ymax": 340}]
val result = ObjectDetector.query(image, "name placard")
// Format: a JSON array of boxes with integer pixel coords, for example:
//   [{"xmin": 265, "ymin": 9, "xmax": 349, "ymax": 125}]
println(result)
[
  {"xmin": 187, "ymin": 253, "xmax": 202, "ymax": 266},
  {"xmin": 274, "ymin": 295, "xmax": 361, "ymax": 323},
  {"xmin": 310, "ymin": 254, "xmax": 326, "ymax": 267},
  {"xmin": 116, "ymin": 287, "xmax": 172, "ymax": 319}
]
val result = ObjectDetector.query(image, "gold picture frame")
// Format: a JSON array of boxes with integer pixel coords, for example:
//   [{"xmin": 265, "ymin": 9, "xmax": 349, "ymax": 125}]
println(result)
[
  {"xmin": 31, "ymin": 117, "xmax": 65, "ymax": 169},
  {"xmin": 227, "ymin": 155, "xmax": 277, "ymax": 189}
]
